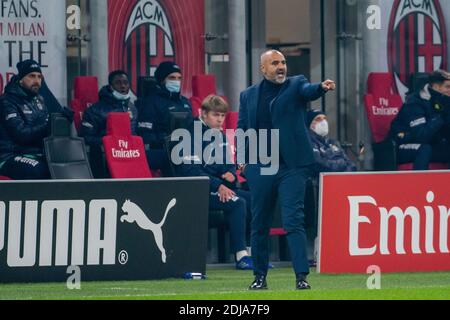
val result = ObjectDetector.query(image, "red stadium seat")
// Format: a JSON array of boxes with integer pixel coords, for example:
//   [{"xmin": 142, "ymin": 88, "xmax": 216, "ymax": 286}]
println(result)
[
  {"xmin": 0, "ymin": 176, "xmax": 11, "ymax": 180},
  {"xmin": 225, "ymin": 111, "xmax": 239, "ymax": 130},
  {"xmin": 363, "ymin": 73, "xmax": 403, "ymax": 171},
  {"xmin": 364, "ymin": 73, "xmax": 404, "ymax": 144},
  {"xmin": 269, "ymin": 228, "xmax": 287, "ymax": 236},
  {"xmin": 102, "ymin": 113, "xmax": 152, "ymax": 179},
  {"xmin": 192, "ymin": 74, "xmax": 217, "ymax": 100},
  {"xmin": 190, "ymin": 75, "xmax": 218, "ymax": 118},
  {"xmin": 71, "ymin": 76, "xmax": 99, "ymax": 132},
  {"xmin": 398, "ymin": 163, "xmax": 449, "ymax": 171},
  {"xmin": 364, "ymin": 72, "xmax": 448, "ymax": 171}
]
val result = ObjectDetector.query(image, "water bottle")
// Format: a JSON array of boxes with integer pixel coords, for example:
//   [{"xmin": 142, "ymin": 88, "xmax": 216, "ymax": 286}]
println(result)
[{"xmin": 184, "ymin": 272, "xmax": 206, "ymax": 280}]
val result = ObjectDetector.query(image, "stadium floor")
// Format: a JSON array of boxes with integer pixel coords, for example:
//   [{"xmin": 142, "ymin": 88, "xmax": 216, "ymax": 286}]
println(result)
[{"xmin": 0, "ymin": 265, "xmax": 449, "ymax": 300}]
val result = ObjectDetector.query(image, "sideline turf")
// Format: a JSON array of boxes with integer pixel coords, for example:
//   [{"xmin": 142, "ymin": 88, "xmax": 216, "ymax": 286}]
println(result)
[{"xmin": 0, "ymin": 267, "xmax": 449, "ymax": 300}]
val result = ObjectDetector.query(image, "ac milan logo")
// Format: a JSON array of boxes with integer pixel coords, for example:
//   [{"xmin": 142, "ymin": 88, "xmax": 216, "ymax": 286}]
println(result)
[
  {"xmin": 123, "ymin": 0, "xmax": 176, "ymax": 94},
  {"xmin": 388, "ymin": 0, "xmax": 447, "ymax": 97}
]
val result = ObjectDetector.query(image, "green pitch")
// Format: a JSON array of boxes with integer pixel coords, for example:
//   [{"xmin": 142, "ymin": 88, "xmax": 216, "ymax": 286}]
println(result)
[{"xmin": 0, "ymin": 267, "xmax": 449, "ymax": 300}]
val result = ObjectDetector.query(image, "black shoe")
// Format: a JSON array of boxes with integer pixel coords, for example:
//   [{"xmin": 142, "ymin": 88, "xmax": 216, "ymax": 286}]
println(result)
[
  {"xmin": 296, "ymin": 279, "xmax": 311, "ymax": 290},
  {"xmin": 249, "ymin": 276, "xmax": 267, "ymax": 290}
]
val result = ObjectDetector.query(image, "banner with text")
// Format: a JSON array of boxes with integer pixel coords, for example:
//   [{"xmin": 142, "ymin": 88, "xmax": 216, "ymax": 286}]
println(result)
[
  {"xmin": 108, "ymin": 0, "xmax": 205, "ymax": 97},
  {"xmin": 0, "ymin": 0, "xmax": 67, "ymax": 102},
  {"xmin": 0, "ymin": 178, "xmax": 209, "ymax": 283},
  {"xmin": 318, "ymin": 171, "xmax": 450, "ymax": 274},
  {"xmin": 363, "ymin": 0, "xmax": 450, "ymax": 100}
]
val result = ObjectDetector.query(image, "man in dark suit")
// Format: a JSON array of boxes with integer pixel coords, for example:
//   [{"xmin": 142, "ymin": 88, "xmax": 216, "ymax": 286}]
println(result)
[{"xmin": 237, "ymin": 50, "xmax": 335, "ymax": 290}]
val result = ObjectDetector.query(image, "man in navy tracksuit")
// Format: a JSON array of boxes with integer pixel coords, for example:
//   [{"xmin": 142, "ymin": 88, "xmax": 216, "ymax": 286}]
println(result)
[
  {"xmin": 305, "ymin": 109, "xmax": 356, "ymax": 265},
  {"xmin": 137, "ymin": 62, "xmax": 193, "ymax": 176},
  {"xmin": 0, "ymin": 60, "xmax": 50, "ymax": 180},
  {"xmin": 390, "ymin": 70, "xmax": 450, "ymax": 170},
  {"xmin": 306, "ymin": 110, "xmax": 357, "ymax": 176},
  {"xmin": 238, "ymin": 50, "xmax": 336, "ymax": 290},
  {"xmin": 81, "ymin": 70, "xmax": 138, "ymax": 147},
  {"xmin": 80, "ymin": 70, "xmax": 138, "ymax": 178},
  {"xmin": 176, "ymin": 95, "xmax": 254, "ymax": 270}
]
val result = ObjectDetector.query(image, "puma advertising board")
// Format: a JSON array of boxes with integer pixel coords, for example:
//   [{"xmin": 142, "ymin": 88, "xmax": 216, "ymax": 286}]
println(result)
[{"xmin": 0, "ymin": 178, "xmax": 209, "ymax": 283}]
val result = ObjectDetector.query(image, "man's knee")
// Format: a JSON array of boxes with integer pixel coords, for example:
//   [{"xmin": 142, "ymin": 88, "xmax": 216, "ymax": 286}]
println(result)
[
  {"xmin": 282, "ymin": 209, "xmax": 306, "ymax": 233},
  {"xmin": 19, "ymin": 158, "xmax": 50, "ymax": 180},
  {"xmin": 417, "ymin": 144, "xmax": 432, "ymax": 156}
]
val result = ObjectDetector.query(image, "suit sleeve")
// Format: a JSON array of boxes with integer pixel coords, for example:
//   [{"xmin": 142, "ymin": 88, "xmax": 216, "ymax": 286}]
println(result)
[
  {"xmin": 237, "ymin": 91, "xmax": 248, "ymax": 131},
  {"xmin": 236, "ymin": 91, "xmax": 249, "ymax": 165},
  {"xmin": 298, "ymin": 76, "xmax": 326, "ymax": 102}
]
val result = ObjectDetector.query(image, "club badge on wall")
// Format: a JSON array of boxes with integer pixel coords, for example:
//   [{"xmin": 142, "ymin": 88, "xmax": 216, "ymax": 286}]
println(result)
[{"xmin": 388, "ymin": 0, "xmax": 447, "ymax": 98}]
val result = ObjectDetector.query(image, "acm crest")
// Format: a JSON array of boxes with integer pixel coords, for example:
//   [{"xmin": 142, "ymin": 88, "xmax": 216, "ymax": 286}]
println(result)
[
  {"xmin": 387, "ymin": 0, "xmax": 447, "ymax": 97},
  {"xmin": 122, "ymin": 0, "xmax": 175, "ymax": 94}
]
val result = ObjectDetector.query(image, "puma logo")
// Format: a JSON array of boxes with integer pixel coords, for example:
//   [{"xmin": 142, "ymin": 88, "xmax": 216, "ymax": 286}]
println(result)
[{"xmin": 120, "ymin": 199, "xmax": 177, "ymax": 263}]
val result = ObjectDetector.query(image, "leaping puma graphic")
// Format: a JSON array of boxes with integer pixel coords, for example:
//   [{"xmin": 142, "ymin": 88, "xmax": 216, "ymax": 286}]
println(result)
[{"xmin": 121, "ymin": 199, "xmax": 177, "ymax": 263}]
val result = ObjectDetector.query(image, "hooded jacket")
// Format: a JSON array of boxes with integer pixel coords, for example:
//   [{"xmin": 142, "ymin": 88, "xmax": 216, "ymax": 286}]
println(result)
[
  {"xmin": 176, "ymin": 119, "xmax": 237, "ymax": 193},
  {"xmin": 308, "ymin": 130, "xmax": 356, "ymax": 176},
  {"xmin": 81, "ymin": 86, "xmax": 138, "ymax": 146},
  {"xmin": 0, "ymin": 80, "xmax": 49, "ymax": 163},
  {"xmin": 390, "ymin": 84, "xmax": 450, "ymax": 146},
  {"xmin": 137, "ymin": 85, "xmax": 193, "ymax": 149}
]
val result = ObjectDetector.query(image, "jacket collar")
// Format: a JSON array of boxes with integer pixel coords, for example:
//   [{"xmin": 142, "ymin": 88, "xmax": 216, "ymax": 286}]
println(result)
[{"xmin": 420, "ymin": 84, "xmax": 431, "ymax": 101}]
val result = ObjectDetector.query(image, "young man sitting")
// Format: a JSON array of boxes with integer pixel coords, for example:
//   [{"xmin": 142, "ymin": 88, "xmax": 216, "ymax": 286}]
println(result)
[{"xmin": 175, "ymin": 95, "xmax": 254, "ymax": 270}]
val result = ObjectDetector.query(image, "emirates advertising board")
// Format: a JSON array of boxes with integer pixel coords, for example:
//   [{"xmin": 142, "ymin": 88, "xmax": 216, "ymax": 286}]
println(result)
[{"xmin": 318, "ymin": 171, "xmax": 450, "ymax": 274}]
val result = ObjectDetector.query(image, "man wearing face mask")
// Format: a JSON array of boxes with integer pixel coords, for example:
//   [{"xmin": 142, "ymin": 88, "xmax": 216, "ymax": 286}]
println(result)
[
  {"xmin": 0, "ymin": 59, "xmax": 51, "ymax": 180},
  {"xmin": 304, "ymin": 110, "xmax": 356, "ymax": 268},
  {"xmin": 81, "ymin": 70, "xmax": 138, "ymax": 148},
  {"xmin": 307, "ymin": 110, "xmax": 357, "ymax": 175},
  {"xmin": 390, "ymin": 69, "xmax": 450, "ymax": 170},
  {"xmin": 137, "ymin": 61, "xmax": 193, "ymax": 176},
  {"xmin": 80, "ymin": 71, "xmax": 138, "ymax": 178}
]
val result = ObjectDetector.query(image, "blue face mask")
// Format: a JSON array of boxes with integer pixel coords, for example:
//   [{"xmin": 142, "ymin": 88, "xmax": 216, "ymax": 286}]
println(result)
[{"xmin": 165, "ymin": 80, "xmax": 181, "ymax": 93}]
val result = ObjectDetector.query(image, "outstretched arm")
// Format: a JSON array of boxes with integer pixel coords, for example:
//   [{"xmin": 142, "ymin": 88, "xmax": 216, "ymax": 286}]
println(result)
[{"xmin": 299, "ymin": 76, "xmax": 336, "ymax": 101}]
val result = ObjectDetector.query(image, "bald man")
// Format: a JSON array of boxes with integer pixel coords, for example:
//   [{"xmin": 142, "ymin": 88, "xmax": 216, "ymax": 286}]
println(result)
[{"xmin": 237, "ymin": 50, "xmax": 335, "ymax": 290}]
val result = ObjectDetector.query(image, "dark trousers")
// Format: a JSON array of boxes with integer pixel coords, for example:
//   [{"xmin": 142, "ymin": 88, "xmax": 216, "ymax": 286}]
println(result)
[
  {"xmin": 398, "ymin": 141, "xmax": 450, "ymax": 170},
  {"xmin": 245, "ymin": 164, "xmax": 310, "ymax": 277},
  {"xmin": 0, "ymin": 155, "xmax": 50, "ymax": 180},
  {"xmin": 209, "ymin": 189, "xmax": 250, "ymax": 254},
  {"xmin": 146, "ymin": 149, "xmax": 173, "ymax": 177}
]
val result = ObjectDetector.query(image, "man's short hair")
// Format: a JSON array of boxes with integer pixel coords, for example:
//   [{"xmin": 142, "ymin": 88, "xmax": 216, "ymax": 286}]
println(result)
[
  {"xmin": 429, "ymin": 70, "xmax": 450, "ymax": 85},
  {"xmin": 201, "ymin": 95, "xmax": 229, "ymax": 114},
  {"xmin": 108, "ymin": 70, "xmax": 129, "ymax": 85}
]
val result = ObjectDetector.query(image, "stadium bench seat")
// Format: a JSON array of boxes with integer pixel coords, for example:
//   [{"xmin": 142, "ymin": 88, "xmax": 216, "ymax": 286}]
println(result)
[
  {"xmin": 44, "ymin": 113, "xmax": 93, "ymax": 179},
  {"xmin": 103, "ymin": 112, "xmax": 152, "ymax": 179}
]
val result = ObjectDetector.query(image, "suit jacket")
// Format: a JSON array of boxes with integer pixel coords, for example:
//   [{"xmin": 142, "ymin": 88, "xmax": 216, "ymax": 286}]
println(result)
[{"xmin": 237, "ymin": 75, "xmax": 325, "ymax": 168}]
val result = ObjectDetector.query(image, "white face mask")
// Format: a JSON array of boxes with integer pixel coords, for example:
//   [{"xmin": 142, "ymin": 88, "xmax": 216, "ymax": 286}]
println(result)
[
  {"xmin": 112, "ymin": 90, "xmax": 131, "ymax": 101},
  {"xmin": 165, "ymin": 80, "xmax": 181, "ymax": 93},
  {"xmin": 313, "ymin": 120, "xmax": 329, "ymax": 137}
]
